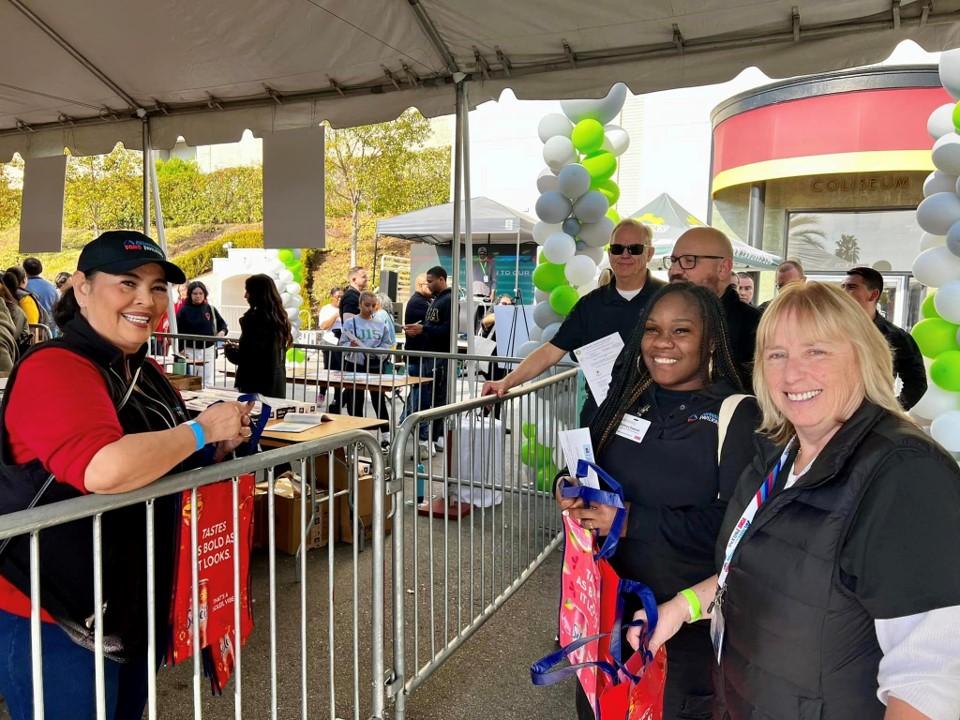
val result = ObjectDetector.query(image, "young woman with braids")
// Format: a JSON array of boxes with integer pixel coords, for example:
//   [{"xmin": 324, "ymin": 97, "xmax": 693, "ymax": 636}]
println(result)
[
  {"xmin": 557, "ymin": 283, "xmax": 762, "ymax": 720},
  {"xmin": 224, "ymin": 273, "xmax": 292, "ymax": 398}
]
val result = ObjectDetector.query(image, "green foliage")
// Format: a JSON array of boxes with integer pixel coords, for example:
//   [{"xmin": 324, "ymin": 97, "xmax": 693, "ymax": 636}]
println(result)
[
  {"xmin": 64, "ymin": 145, "xmax": 143, "ymax": 234},
  {"xmin": 0, "ymin": 166, "xmax": 20, "ymax": 230},
  {"xmin": 155, "ymin": 159, "xmax": 262, "ymax": 227},
  {"xmin": 174, "ymin": 228, "xmax": 264, "ymax": 280}
]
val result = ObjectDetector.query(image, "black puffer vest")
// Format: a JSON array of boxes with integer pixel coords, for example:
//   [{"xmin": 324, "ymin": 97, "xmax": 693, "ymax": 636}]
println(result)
[
  {"xmin": 0, "ymin": 315, "xmax": 194, "ymax": 660},
  {"xmin": 715, "ymin": 402, "xmax": 949, "ymax": 719}
]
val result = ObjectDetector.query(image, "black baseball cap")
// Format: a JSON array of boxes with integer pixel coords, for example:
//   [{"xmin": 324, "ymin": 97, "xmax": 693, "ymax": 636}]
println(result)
[{"xmin": 77, "ymin": 231, "xmax": 186, "ymax": 284}]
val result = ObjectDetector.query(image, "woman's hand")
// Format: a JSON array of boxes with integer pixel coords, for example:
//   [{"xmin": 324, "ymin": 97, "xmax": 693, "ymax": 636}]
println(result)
[
  {"xmin": 196, "ymin": 401, "xmax": 254, "ymax": 444},
  {"xmin": 568, "ymin": 502, "xmax": 622, "ymax": 536},
  {"xmin": 626, "ymin": 594, "xmax": 689, "ymax": 654},
  {"xmin": 554, "ymin": 476, "xmax": 584, "ymax": 513}
]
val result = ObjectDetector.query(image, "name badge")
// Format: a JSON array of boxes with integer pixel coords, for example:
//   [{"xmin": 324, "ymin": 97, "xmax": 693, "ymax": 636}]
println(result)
[
  {"xmin": 615, "ymin": 413, "xmax": 651, "ymax": 444},
  {"xmin": 711, "ymin": 607, "xmax": 725, "ymax": 663}
]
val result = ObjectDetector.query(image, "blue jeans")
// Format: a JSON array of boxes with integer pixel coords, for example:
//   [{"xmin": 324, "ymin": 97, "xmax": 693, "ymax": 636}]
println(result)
[
  {"xmin": 401, "ymin": 358, "xmax": 447, "ymax": 441},
  {"xmin": 0, "ymin": 610, "xmax": 148, "ymax": 720}
]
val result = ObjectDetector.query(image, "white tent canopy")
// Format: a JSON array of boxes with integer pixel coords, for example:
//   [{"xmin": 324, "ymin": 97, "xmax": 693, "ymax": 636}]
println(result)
[
  {"xmin": 376, "ymin": 197, "xmax": 535, "ymax": 244},
  {"xmin": 3, "ymin": 1, "xmax": 960, "ymax": 160}
]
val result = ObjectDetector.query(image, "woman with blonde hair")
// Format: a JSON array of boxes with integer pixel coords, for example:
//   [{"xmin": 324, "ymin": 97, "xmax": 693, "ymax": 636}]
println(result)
[{"xmin": 628, "ymin": 282, "xmax": 960, "ymax": 719}]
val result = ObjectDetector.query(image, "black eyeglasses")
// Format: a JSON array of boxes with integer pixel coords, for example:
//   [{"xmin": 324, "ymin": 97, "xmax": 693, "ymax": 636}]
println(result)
[
  {"xmin": 609, "ymin": 243, "xmax": 647, "ymax": 256},
  {"xmin": 662, "ymin": 254, "xmax": 725, "ymax": 270}
]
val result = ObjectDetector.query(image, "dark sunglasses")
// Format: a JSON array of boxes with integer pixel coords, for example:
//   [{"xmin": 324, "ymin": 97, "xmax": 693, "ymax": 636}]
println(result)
[{"xmin": 609, "ymin": 243, "xmax": 647, "ymax": 256}]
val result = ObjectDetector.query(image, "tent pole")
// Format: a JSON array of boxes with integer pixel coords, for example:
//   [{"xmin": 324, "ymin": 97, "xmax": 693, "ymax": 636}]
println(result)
[
  {"xmin": 144, "ymin": 119, "xmax": 178, "ymax": 334},
  {"xmin": 462, "ymin": 83, "xmax": 475, "ymax": 357},
  {"xmin": 142, "ymin": 120, "xmax": 150, "ymax": 237},
  {"xmin": 514, "ymin": 230, "xmax": 520, "ymax": 300},
  {"xmin": 448, "ymin": 81, "xmax": 464, "ymax": 403}
]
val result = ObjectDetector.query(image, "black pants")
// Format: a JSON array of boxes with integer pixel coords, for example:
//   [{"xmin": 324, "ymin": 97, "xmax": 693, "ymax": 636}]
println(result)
[
  {"xmin": 342, "ymin": 360, "xmax": 390, "ymax": 420},
  {"xmin": 575, "ymin": 623, "xmax": 719, "ymax": 720}
]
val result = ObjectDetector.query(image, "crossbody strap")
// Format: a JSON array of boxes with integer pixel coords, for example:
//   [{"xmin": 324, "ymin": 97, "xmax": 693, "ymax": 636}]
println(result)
[{"xmin": 716, "ymin": 394, "xmax": 751, "ymax": 464}]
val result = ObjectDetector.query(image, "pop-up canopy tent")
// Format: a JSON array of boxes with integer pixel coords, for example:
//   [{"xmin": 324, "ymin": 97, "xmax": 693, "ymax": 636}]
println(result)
[
  {"xmin": 631, "ymin": 193, "xmax": 782, "ymax": 269},
  {"xmin": 376, "ymin": 197, "xmax": 535, "ymax": 244},
  {"xmin": 3, "ymin": 0, "xmax": 959, "ymax": 368}
]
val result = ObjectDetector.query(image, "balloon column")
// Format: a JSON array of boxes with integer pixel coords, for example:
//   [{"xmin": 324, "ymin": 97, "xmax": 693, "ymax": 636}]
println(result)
[
  {"xmin": 910, "ymin": 49, "xmax": 960, "ymax": 450},
  {"xmin": 520, "ymin": 422, "xmax": 559, "ymax": 492},
  {"xmin": 522, "ymin": 83, "xmax": 630, "ymax": 358},
  {"xmin": 267, "ymin": 248, "xmax": 306, "ymax": 363}
]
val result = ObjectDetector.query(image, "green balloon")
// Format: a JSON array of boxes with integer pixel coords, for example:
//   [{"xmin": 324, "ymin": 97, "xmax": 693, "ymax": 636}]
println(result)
[
  {"xmin": 582, "ymin": 151, "xmax": 617, "ymax": 182},
  {"xmin": 278, "ymin": 249, "xmax": 296, "ymax": 266},
  {"xmin": 922, "ymin": 291, "xmax": 940, "ymax": 320},
  {"xmin": 285, "ymin": 348, "xmax": 306, "ymax": 363},
  {"xmin": 606, "ymin": 208, "xmax": 621, "ymax": 224},
  {"xmin": 931, "ymin": 349, "xmax": 960, "ymax": 391},
  {"xmin": 550, "ymin": 285, "xmax": 580, "ymax": 316},
  {"xmin": 571, "ymin": 119, "xmax": 605, "ymax": 155},
  {"xmin": 536, "ymin": 465, "xmax": 556, "ymax": 493},
  {"xmin": 954, "ymin": 101, "xmax": 960, "ymax": 133},
  {"xmin": 912, "ymin": 317, "xmax": 959, "ymax": 358},
  {"xmin": 538, "ymin": 252, "xmax": 549, "ymax": 265},
  {"xmin": 594, "ymin": 178, "xmax": 620, "ymax": 205},
  {"xmin": 292, "ymin": 268, "xmax": 303, "ymax": 284},
  {"xmin": 520, "ymin": 439, "xmax": 541, "ymax": 467},
  {"xmin": 521, "ymin": 422, "xmax": 537, "ymax": 440},
  {"xmin": 533, "ymin": 262, "xmax": 567, "ymax": 292}
]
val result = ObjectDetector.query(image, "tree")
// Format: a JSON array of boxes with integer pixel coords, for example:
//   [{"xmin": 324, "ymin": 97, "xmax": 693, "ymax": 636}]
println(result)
[
  {"xmin": 325, "ymin": 110, "xmax": 450, "ymax": 266},
  {"xmin": 64, "ymin": 144, "xmax": 143, "ymax": 234},
  {"xmin": 788, "ymin": 214, "xmax": 827, "ymax": 252},
  {"xmin": 835, "ymin": 233, "xmax": 861, "ymax": 263},
  {"xmin": 0, "ymin": 162, "xmax": 20, "ymax": 230}
]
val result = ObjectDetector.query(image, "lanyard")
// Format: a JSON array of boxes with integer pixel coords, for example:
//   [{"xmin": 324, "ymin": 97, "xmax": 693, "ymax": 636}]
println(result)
[{"xmin": 717, "ymin": 442, "xmax": 792, "ymax": 590}]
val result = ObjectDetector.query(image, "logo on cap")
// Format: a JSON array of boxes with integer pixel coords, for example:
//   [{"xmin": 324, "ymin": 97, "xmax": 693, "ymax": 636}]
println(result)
[{"xmin": 123, "ymin": 240, "xmax": 162, "ymax": 256}]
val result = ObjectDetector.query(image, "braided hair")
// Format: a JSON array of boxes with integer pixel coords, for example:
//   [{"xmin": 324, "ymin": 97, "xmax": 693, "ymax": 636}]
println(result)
[{"xmin": 590, "ymin": 282, "xmax": 743, "ymax": 452}]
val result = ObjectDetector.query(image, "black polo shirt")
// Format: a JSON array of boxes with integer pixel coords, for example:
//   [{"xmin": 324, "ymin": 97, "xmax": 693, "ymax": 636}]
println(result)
[
  {"xmin": 339, "ymin": 286, "xmax": 361, "ymax": 320},
  {"xmin": 873, "ymin": 312, "xmax": 927, "ymax": 410},
  {"xmin": 550, "ymin": 272, "xmax": 666, "ymax": 425}
]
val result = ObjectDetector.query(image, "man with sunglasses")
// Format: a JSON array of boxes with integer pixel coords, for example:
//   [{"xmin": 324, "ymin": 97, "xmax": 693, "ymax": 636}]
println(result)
[
  {"xmin": 665, "ymin": 226, "xmax": 761, "ymax": 389},
  {"xmin": 482, "ymin": 219, "xmax": 664, "ymax": 425}
]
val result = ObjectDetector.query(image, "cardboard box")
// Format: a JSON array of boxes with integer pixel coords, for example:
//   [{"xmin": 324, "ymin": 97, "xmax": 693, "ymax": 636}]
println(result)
[
  {"xmin": 253, "ymin": 488, "xmax": 333, "ymax": 555},
  {"xmin": 339, "ymin": 474, "xmax": 393, "ymax": 545}
]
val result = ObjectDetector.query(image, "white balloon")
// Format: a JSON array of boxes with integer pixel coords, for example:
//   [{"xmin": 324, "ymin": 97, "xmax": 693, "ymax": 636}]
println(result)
[
  {"xmin": 557, "ymin": 164, "xmax": 591, "ymax": 200},
  {"xmin": 601, "ymin": 125, "xmax": 630, "ymax": 156},
  {"xmin": 913, "ymin": 246, "xmax": 960, "ymax": 288},
  {"xmin": 924, "ymin": 171, "xmax": 959, "ymax": 197},
  {"xmin": 912, "ymin": 385, "xmax": 960, "ymax": 422},
  {"xmin": 917, "ymin": 192, "xmax": 960, "ymax": 235},
  {"xmin": 535, "ymin": 191, "xmax": 573, "ymax": 224},
  {"xmin": 929, "ymin": 104, "xmax": 958, "ymax": 140},
  {"xmin": 533, "ymin": 221, "xmax": 562, "ymax": 245},
  {"xmin": 939, "ymin": 49, "xmax": 960, "ymax": 100},
  {"xmin": 541, "ymin": 321, "xmax": 562, "ymax": 344},
  {"xmin": 287, "ymin": 294, "xmax": 303, "ymax": 308},
  {"xmin": 947, "ymin": 220, "xmax": 960, "ymax": 257},
  {"xmin": 935, "ymin": 279, "xmax": 960, "ymax": 322},
  {"xmin": 534, "ymin": 288, "xmax": 550, "ymax": 303},
  {"xmin": 932, "ymin": 133, "xmax": 960, "ymax": 176},
  {"xmin": 517, "ymin": 340, "xmax": 541, "ymax": 358},
  {"xmin": 543, "ymin": 136, "xmax": 577, "ymax": 171},
  {"xmin": 286, "ymin": 307, "xmax": 299, "ymax": 320},
  {"xmin": 561, "ymin": 82, "xmax": 628, "ymax": 124},
  {"xmin": 574, "ymin": 192, "xmax": 610, "ymax": 225},
  {"xmin": 578, "ymin": 217, "xmax": 615, "ymax": 248},
  {"xmin": 578, "ymin": 245, "xmax": 605, "ymax": 264},
  {"xmin": 931, "ymin": 410, "xmax": 960, "ymax": 451},
  {"xmin": 528, "ymin": 324, "xmax": 544, "ymax": 342},
  {"xmin": 533, "ymin": 301, "xmax": 563, "ymax": 328},
  {"xmin": 278, "ymin": 269, "xmax": 294, "ymax": 285},
  {"xmin": 280, "ymin": 291, "xmax": 291, "ymax": 304},
  {"xmin": 921, "ymin": 232, "xmax": 947, "ymax": 251},
  {"xmin": 543, "ymin": 232, "xmax": 576, "ymax": 264},
  {"xmin": 286, "ymin": 282, "xmax": 301, "ymax": 295},
  {"xmin": 564, "ymin": 255, "xmax": 597, "ymax": 286},
  {"xmin": 538, "ymin": 113, "xmax": 573, "ymax": 143},
  {"xmin": 537, "ymin": 168, "xmax": 559, "ymax": 193}
]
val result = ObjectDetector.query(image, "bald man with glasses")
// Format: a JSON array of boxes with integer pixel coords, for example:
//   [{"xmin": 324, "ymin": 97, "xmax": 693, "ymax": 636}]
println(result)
[
  {"xmin": 482, "ymin": 219, "xmax": 664, "ymax": 425},
  {"xmin": 664, "ymin": 226, "xmax": 761, "ymax": 389}
]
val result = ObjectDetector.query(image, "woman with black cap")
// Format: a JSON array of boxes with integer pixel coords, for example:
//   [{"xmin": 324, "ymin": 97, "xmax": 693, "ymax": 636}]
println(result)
[{"xmin": 0, "ymin": 231, "xmax": 254, "ymax": 720}]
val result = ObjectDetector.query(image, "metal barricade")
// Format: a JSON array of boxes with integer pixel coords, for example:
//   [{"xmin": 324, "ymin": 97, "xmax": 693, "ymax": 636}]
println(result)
[
  {"xmin": 386, "ymin": 368, "xmax": 578, "ymax": 718},
  {"xmin": 0, "ymin": 430, "xmax": 387, "ymax": 720}
]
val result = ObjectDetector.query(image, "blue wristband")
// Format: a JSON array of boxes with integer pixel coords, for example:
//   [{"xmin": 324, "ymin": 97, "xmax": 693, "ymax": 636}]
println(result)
[{"xmin": 185, "ymin": 420, "xmax": 205, "ymax": 451}]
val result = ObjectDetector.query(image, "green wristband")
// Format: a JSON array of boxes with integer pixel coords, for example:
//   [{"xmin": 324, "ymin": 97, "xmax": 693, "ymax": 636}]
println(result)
[{"xmin": 680, "ymin": 588, "xmax": 702, "ymax": 623}]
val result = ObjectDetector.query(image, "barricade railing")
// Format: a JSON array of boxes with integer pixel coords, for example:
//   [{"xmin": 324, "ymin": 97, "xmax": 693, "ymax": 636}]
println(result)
[
  {"xmin": 0, "ymin": 429, "xmax": 387, "ymax": 720},
  {"xmin": 152, "ymin": 333, "xmax": 575, "ymax": 464},
  {"xmin": 386, "ymin": 368, "xmax": 578, "ymax": 718}
]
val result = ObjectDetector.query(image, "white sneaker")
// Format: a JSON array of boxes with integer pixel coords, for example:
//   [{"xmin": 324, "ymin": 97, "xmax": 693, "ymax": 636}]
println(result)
[
  {"xmin": 433, "ymin": 436, "xmax": 445, "ymax": 453},
  {"xmin": 409, "ymin": 440, "xmax": 436, "ymax": 459}
]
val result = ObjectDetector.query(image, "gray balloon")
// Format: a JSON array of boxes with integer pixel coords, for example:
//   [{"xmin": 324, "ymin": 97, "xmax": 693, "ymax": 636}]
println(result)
[
  {"xmin": 563, "ymin": 218, "xmax": 582, "ymax": 237},
  {"xmin": 573, "ymin": 191, "xmax": 609, "ymax": 224},
  {"xmin": 535, "ymin": 191, "xmax": 573, "ymax": 224},
  {"xmin": 579, "ymin": 245, "xmax": 605, "ymax": 264},
  {"xmin": 557, "ymin": 163, "xmax": 591, "ymax": 200},
  {"xmin": 578, "ymin": 217, "xmax": 615, "ymax": 247},
  {"xmin": 533, "ymin": 301, "xmax": 563, "ymax": 328},
  {"xmin": 561, "ymin": 83, "xmax": 628, "ymax": 125},
  {"xmin": 537, "ymin": 169, "xmax": 559, "ymax": 193}
]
